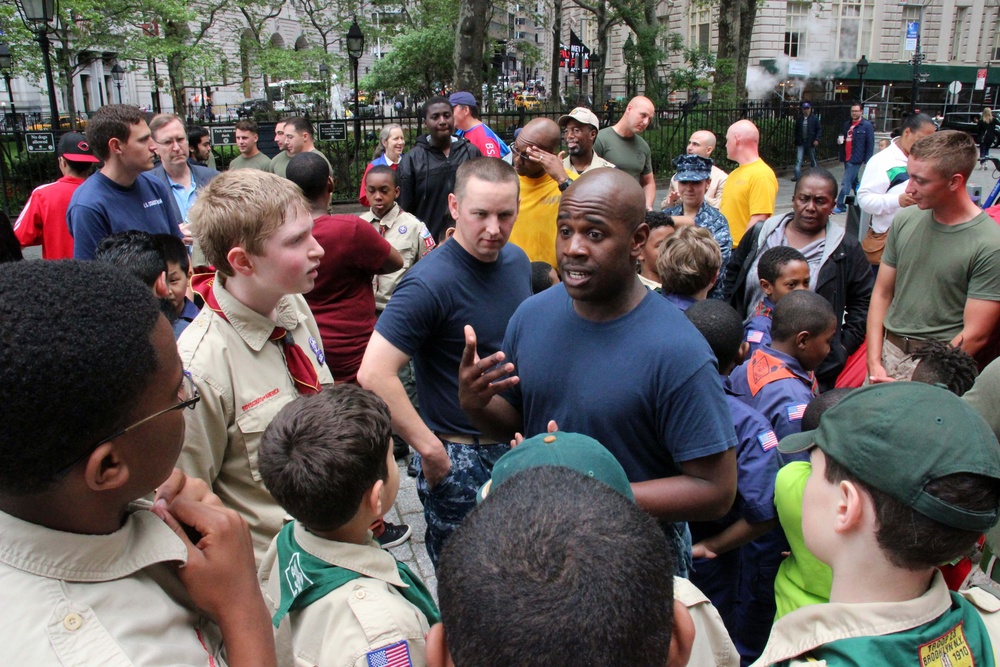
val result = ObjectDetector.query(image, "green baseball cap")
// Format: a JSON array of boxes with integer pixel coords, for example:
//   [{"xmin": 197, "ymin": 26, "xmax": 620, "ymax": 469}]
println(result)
[
  {"xmin": 779, "ymin": 383, "xmax": 1000, "ymax": 533},
  {"xmin": 478, "ymin": 431, "xmax": 634, "ymax": 502}
]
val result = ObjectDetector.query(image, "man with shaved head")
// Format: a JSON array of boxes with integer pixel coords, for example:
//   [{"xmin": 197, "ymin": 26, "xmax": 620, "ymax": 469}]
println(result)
[
  {"xmin": 720, "ymin": 120, "xmax": 778, "ymax": 244},
  {"xmin": 507, "ymin": 117, "xmax": 577, "ymax": 266},
  {"xmin": 459, "ymin": 168, "xmax": 738, "ymax": 576},
  {"xmin": 662, "ymin": 130, "xmax": 728, "ymax": 209},
  {"xmin": 594, "ymin": 96, "xmax": 658, "ymax": 210}
]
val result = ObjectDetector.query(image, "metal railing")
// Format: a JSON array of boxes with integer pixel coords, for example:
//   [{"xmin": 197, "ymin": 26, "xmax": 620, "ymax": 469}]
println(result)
[{"xmin": 1, "ymin": 101, "xmax": 873, "ymax": 217}]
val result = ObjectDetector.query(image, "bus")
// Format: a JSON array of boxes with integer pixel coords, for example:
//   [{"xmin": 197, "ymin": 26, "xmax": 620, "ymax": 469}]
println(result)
[{"xmin": 266, "ymin": 80, "xmax": 327, "ymax": 114}]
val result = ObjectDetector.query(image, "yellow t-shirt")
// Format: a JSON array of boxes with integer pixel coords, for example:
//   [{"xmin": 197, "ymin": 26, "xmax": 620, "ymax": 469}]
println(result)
[
  {"xmin": 509, "ymin": 172, "xmax": 576, "ymax": 267},
  {"xmin": 719, "ymin": 158, "xmax": 778, "ymax": 245}
]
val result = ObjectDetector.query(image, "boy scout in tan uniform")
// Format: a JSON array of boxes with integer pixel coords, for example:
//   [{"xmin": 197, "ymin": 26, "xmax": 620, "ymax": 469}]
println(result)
[
  {"xmin": 257, "ymin": 385, "xmax": 436, "ymax": 667},
  {"xmin": 178, "ymin": 171, "xmax": 333, "ymax": 561},
  {"xmin": 0, "ymin": 261, "xmax": 274, "ymax": 666},
  {"xmin": 752, "ymin": 383, "xmax": 1000, "ymax": 666}
]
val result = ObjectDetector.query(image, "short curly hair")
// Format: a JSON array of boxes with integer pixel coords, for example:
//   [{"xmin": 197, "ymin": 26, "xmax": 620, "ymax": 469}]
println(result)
[
  {"xmin": 0, "ymin": 260, "xmax": 162, "ymax": 495},
  {"xmin": 910, "ymin": 340, "xmax": 979, "ymax": 397}
]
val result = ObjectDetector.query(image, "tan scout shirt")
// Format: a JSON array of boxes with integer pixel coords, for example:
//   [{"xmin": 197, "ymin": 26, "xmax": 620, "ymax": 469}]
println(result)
[
  {"xmin": 260, "ymin": 522, "xmax": 431, "ymax": 667},
  {"xmin": 178, "ymin": 276, "xmax": 334, "ymax": 561},
  {"xmin": 359, "ymin": 203, "xmax": 435, "ymax": 312},
  {"xmin": 562, "ymin": 152, "xmax": 616, "ymax": 176},
  {"xmin": 0, "ymin": 503, "xmax": 226, "ymax": 665},
  {"xmin": 751, "ymin": 571, "xmax": 1000, "ymax": 666},
  {"xmin": 674, "ymin": 577, "xmax": 740, "ymax": 667}
]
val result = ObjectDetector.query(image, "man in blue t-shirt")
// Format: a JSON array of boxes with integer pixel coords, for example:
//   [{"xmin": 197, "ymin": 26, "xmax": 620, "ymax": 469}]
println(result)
[
  {"xmin": 459, "ymin": 168, "xmax": 738, "ymax": 575},
  {"xmin": 358, "ymin": 158, "xmax": 531, "ymax": 566},
  {"xmin": 68, "ymin": 104, "xmax": 183, "ymax": 260}
]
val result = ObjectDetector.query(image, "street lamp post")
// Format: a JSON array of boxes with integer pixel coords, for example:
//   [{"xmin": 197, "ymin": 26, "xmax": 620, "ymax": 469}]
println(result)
[
  {"xmin": 16, "ymin": 0, "xmax": 60, "ymax": 131},
  {"xmin": 0, "ymin": 44, "xmax": 18, "ymax": 130},
  {"xmin": 111, "ymin": 62, "xmax": 124, "ymax": 103},
  {"xmin": 623, "ymin": 34, "xmax": 636, "ymax": 99},
  {"xmin": 900, "ymin": 2, "xmax": 926, "ymax": 115},
  {"xmin": 346, "ymin": 18, "xmax": 364, "ymax": 158},
  {"xmin": 318, "ymin": 62, "xmax": 329, "ymax": 117},
  {"xmin": 856, "ymin": 55, "xmax": 869, "ymax": 104}
]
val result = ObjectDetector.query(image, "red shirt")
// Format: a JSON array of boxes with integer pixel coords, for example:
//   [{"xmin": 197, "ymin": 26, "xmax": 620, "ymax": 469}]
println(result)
[
  {"xmin": 844, "ymin": 120, "xmax": 860, "ymax": 163},
  {"xmin": 13, "ymin": 175, "xmax": 85, "ymax": 259},
  {"xmin": 305, "ymin": 214, "xmax": 393, "ymax": 383}
]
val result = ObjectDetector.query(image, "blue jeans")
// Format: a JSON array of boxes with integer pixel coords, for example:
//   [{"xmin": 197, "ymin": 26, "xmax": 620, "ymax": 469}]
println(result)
[
  {"xmin": 837, "ymin": 161, "xmax": 863, "ymax": 207},
  {"xmin": 794, "ymin": 145, "xmax": 817, "ymax": 179}
]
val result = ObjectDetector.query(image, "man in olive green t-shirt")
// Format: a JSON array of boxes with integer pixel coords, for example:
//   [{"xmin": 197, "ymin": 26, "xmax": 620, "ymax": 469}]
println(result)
[
  {"xmin": 228, "ymin": 119, "xmax": 272, "ymax": 171},
  {"xmin": 867, "ymin": 131, "xmax": 1000, "ymax": 382},
  {"xmin": 593, "ymin": 96, "xmax": 656, "ymax": 210}
]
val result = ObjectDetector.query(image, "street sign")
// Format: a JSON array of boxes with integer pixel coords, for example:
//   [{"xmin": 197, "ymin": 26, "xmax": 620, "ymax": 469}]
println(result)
[
  {"xmin": 948, "ymin": 80, "xmax": 962, "ymax": 95},
  {"xmin": 788, "ymin": 61, "xmax": 811, "ymax": 77},
  {"xmin": 976, "ymin": 68, "xmax": 988, "ymax": 91},
  {"xmin": 315, "ymin": 121, "xmax": 347, "ymax": 142},
  {"xmin": 905, "ymin": 22, "xmax": 919, "ymax": 51},
  {"xmin": 211, "ymin": 126, "xmax": 236, "ymax": 146},
  {"xmin": 25, "ymin": 132, "xmax": 55, "ymax": 153}
]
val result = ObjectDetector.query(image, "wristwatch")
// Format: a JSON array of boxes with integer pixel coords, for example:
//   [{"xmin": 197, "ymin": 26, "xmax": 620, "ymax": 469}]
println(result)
[{"xmin": 558, "ymin": 179, "xmax": 571, "ymax": 192}]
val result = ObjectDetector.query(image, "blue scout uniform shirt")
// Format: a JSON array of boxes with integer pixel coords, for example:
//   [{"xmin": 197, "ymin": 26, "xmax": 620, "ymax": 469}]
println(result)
[
  {"xmin": 172, "ymin": 297, "xmax": 201, "ymax": 339},
  {"xmin": 664, "ymin": 292, "xmax": 698, "ymax": 312},
  {"xmin": 729, "ymin": 346, "xmax": 815, "ymax": 445},
  {"xmin": 744, "ymin": 296, "xmax": 775, "ymax": 355}
]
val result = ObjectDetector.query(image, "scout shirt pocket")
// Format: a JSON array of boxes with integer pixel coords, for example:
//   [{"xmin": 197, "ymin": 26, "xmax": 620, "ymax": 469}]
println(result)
[{"xmin": 236, "ymin": 393, "xmax": 284, "ymax": 482}]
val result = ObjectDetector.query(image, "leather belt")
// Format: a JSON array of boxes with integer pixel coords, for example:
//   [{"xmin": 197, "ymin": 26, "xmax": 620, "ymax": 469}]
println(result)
[
  {"xmin": 885, "ymin": 331, "xmax": 928, "ymax": 355},
  {"xmin": 434, "ymin": 432, "xmax": 503, "ymax": 446}
]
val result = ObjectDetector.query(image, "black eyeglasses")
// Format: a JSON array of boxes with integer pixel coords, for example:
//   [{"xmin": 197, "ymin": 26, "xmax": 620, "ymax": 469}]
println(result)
[{"xmin": 53, "ymin": 372, "xmax": 201, "ymax": 479}]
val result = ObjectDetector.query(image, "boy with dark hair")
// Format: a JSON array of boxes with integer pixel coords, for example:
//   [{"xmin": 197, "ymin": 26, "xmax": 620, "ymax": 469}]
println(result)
[
  {"xmin": 94, "ymin": 229, "xmax": 169, "ymax": 293},
  {"xmin": 685, "ymin": 299, "xmax": 782, "ymax": 665},
  {"xmin": 657, "ymin": 225, "xmax": 722, "ymax": 311},
  {"xmin": 359, "ymin": 164, "xmax": 436, "ymax": 314},
  {"xmin": 730, "ymin": 290, "xmax": 837, "ymax": 444},
  {"xmin": 177, "ymin": 169, "xmax": 334, "ymax": 561},
  {"xmin": 428, "ymin": 465, "xmax": 702, "ymax": 667},
  {"xmin": 910, "ymin": 339, "xmax": 979, "ymax": 396},
  {"xmin": 69, "ymin": 104, "xmax": 183, "ymax": 259},
  {"xmin": 755, "ymin": 383, "xmax": 1000, "ymax": 665},
  {"xmin": 637, "ymin": 210, "xmax": 676, "ymax": 289},
  {"xmin": 0, "ymin": 260, "xmax": 275, "ymax": 665},
  {"xmin": 258, "ymin": 385, "xmax": 438, "ymax": 666},
  {"xmin": 157, "ymin": 233, "xmax": 201, "ymax": 337},
  {"xmin": 744, "ymin": 246, "xmax": 810, "ymax": 354}
]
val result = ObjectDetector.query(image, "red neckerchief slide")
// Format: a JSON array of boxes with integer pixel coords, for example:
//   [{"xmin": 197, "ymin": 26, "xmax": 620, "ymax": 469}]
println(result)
[{"xmin": 194, "ymin": 271, "xmax": 321, "ymax": 396}]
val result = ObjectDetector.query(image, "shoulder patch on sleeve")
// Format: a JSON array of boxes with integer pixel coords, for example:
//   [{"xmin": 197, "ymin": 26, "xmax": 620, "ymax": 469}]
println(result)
[
  {"xmin": 786, "ymin": 403, "xmax": 807, "ymax": 422},
  {"xmin": 757, "ymin": 430, "xmax": 779, "ymax": 451},
  {"xmin": 747, "ymin": 329, "xmax": 765, "ymax": 343},
  {"xmin": 366, "ymin": 640, "xmax": 413, "ymax": 666}
]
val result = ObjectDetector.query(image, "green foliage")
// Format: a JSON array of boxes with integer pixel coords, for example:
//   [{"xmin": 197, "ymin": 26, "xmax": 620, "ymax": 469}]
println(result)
[
  {"xmin": 713, "ymin": 57, "xmax": 738, "ymax": 106},
  {"xmin": 361, "ymin": 24, "xmax": 454, "ymax": 98}
]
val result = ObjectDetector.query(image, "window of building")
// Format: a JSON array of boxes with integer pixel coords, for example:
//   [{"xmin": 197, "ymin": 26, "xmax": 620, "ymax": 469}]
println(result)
[
  {"xmin": 833, "ymin": 0, "xmax": 873, "ymax": 60},
  {"xmin": 784, "ymin": 1, "xmax": 810, "ymax": 57},
  {"xmin": 994, "ymin": 20, "xmax": 1000, "ymax": 61},
  {"xmin": 951, "ymin": 7, "xmax": 966, "ymax": 61},
  {"xmin": 688, "ymin": 2, "xmax": 711, "ymax": 52}
]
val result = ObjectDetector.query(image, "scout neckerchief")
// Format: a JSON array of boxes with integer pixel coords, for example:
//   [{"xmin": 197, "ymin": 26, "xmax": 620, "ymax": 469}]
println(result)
[
  {"xmin": 271, "ymin": 522, "xmax": 441, "ymax": 627},
  {"xmin": 194, "ymin": 273, "xmax": 321, "ymax": 395},
  {"xmin": 746, "ymin": 348, "xmax": 819, "ymax": 397}
]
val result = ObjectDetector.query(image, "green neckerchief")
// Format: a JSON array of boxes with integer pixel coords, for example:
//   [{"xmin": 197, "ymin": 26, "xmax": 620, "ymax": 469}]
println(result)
[
  {"xmin": 272, "ymin": 521, "xmax": 441, "ymax": 628},
  {"xmin": 776, "ymin": 591, "xmax": 996, "ymax": 667}
]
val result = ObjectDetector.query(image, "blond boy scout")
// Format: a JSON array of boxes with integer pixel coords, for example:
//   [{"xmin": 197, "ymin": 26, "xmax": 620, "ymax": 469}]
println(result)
[
  {"xmin": 178, "ymin": 171, "xmax": 333, "ymax": 561},
  {"xmin": 258, "ymin": 385, "xmax": 436, "ymax": 667},
  {"xmin": 359, "ymin": 165, "xmax": 436, "ymax": 312}
]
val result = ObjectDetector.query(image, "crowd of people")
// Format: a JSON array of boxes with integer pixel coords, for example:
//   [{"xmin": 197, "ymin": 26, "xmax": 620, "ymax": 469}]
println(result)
[{"xmin": 4, "ymin": 92, "xmax": 1000, "ymax": 667}]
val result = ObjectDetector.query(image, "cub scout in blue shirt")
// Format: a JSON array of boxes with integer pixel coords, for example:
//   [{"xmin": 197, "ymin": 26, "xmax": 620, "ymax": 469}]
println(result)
[
  {"xmin": 257, "ymin": 385, "xmax": 438, "ymax": 667},
  {"xmin": 730, "ymin": 291, "xmax": 836, "ymax": 447},
  {"xmin": 744, "ymin": 245, "xmax": 810, "ymax": 355}
]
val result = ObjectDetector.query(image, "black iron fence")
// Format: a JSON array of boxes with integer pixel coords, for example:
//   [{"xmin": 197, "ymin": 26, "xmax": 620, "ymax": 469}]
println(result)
[{"xmin": 1, "ymin": 100, "xmax": 865, "ymax": 218}]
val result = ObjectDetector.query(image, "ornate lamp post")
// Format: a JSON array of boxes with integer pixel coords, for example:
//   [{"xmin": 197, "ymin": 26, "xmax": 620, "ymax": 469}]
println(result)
[
  {"xmin": 856, "ymin": 55, "xmax": 869, "ymax": 104},
  {"xmin": 623, "ymin": 34, "xmax": 636, "ymax": 99},
  {"xmin": 16, "ymin": 0, "xmax": 60, "ymax": 130},
  {"xmin": 346, "ymin": 18, "xmax": 364, "ymax": 157},
  {"xmin": 318, "ymin": 62, "xmax": 329, "ymax": 117},
  {"xmin": 0, "ymin": 44, "xmax": 17, "ymax": 129},
  {"xmin": 111, "ymin": 62, "xmax": 125, "ymax": 103}
]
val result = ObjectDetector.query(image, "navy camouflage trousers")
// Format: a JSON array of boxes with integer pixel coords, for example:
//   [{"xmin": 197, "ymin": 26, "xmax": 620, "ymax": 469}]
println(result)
[{"xmin": 414, "ymin": 440, "xmax": 510, "ymax": 567}]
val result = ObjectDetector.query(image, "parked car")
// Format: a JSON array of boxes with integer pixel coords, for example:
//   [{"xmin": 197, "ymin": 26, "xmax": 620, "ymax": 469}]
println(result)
[
  {"xmin": 940, "ymin": 111, "xmax": 1000, "ymax": 147},
  {"xmin": 514, "ymin": 94, "xmax": 540, "ymax": 110},
  {"xmin": 27, "ymin": 115, "xmax": 88, "ymax": 131},
  {"xmin": 237, "ymin": 99, "xmax": 270, "ymax": 118}
]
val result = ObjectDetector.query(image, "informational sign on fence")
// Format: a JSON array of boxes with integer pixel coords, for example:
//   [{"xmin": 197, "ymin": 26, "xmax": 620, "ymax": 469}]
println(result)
[
  {"xmin": 211, "ymin": 126, "xmax": 236, "ymax": 146},
  {"xmin": 25, "ymin": 133, "xmax": 55, "ymax": 153},
  {"xmin": 316, "ymin": 121, "xmax": 347, "ymax": 142}
]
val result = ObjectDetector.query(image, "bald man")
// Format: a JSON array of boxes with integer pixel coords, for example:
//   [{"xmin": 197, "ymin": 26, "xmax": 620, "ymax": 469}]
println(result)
[
  {"xmin": 719, "ymin": 120, "xmax": 778, "ymax": 244},
  {"xmin": 459, "ymin": 168, "xmax": 738, "ymax": 577},
  {"xmin": 507, "ymin": 117, "xmax": 577, "ymax": 266},
  {"xmin": 663, "ymin": 130, "xmax": 728, "ymax": 209},
  {"xmin": 594, "ymin": 96, "xmax": 657, "ymax": 210}
]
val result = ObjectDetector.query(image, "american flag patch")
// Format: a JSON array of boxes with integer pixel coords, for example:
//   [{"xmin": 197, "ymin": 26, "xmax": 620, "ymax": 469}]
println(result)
[
  {"xmin": 757, "ymin": 430, "xmax": 779, "ymax": 451},
  {"xmin": 747, "ymin": 330, "xmax": 764, "ymax": 343},
  {"xmin": 367, "ymin": 641, "xmax": 412, "ymax": 667},
  {"xmin": 786, "ymin": 403, "xmax": 808, "ymax": 421}
]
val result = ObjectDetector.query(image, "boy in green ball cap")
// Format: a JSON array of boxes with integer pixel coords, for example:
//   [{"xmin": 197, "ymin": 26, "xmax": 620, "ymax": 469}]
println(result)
[{"xmin": 753, "ymin": 382, "xmax": 1000, "ymax": 666}]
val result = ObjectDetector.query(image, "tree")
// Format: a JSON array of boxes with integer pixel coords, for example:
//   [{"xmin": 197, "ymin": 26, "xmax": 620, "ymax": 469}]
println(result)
[
  {"xmin": 606, "ymin": 0, "xmax": 665, "ymax": 104},
  {"xmin": 716, "ymin": 0, "xmax": 755, "ymax": 101},
  {"xmin": 453, "ymin": 0, "xmax": 491, "ymax": 92},
  {"xmin": 565, "ymin": 0, "xmax": 622, "ymax": 104},
  {"xmin": 363, "ymin": 23, "xmax": 454, "ymax": 99}
]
